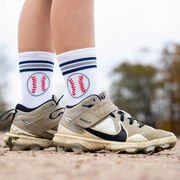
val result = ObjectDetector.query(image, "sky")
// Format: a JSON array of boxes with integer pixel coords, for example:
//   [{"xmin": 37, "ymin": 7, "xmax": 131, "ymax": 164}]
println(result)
[{"xmin": 0, "ymin": 0, "xmax": 180, "ymax": 106}]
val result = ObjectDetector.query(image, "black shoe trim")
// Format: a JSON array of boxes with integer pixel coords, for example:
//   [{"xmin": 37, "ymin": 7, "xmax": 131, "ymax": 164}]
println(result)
[
  {"xmin": 16, "ymin": 95, "xmax": 57, "ymax": 112},
  {"xmin": 16, "ymin": 104, "xmax": 37, "ymax": 112},
  {"xmin": 86, "ymin": 125, "xmax": 127, "ymax": 142},
  {"xmin": 66, "ymin": 92, "xmax": 105, "ymax": 109}
]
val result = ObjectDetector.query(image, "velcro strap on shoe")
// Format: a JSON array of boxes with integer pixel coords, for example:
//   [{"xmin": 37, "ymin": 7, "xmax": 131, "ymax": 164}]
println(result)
[{"xmin": 73, "ymin": 99, "xmax": 118, "ymax": 128}]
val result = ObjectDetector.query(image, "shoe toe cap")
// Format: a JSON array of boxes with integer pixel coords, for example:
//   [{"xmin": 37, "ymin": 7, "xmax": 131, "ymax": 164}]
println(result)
[{"xmin": 145, "ymin": 129, "xmax": 176, "ymax": 140}]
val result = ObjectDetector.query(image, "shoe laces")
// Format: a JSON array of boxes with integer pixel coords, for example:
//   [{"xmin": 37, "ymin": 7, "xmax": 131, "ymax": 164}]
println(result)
[
  {"xmin": 97, "ymin": 93, "xmax": 144, "ymax": 128},
  {"xmin": 0, "ymin": 109, "xmax": 17, "ymax": 130},
  {"xmin": 110, "ymin": 110, "xmax": 144, "ymax": 128},
  {"xmin": 0, "ymin": 109, "xmax": 17, "ymax": 122},
  {"xmin": 49, "ymin": 95, "xmax": 65, "ymax": 119}
]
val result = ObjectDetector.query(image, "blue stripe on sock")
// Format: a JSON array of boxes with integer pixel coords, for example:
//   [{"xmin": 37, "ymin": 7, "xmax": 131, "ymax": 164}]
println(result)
[
  {"xmin": 19, "ymin": 60, "xmax": 54, "ymax": 65},
  {"xmin": 62, "ymin": 65, "xmax": 97, "ymax": 75},
  {"xmin": 59, "ymin": 57, "xmax": 96, "ymax": 67},
  {"xmin": 20, "ymin": 68, "xmax": 53, "ymax": 73}
]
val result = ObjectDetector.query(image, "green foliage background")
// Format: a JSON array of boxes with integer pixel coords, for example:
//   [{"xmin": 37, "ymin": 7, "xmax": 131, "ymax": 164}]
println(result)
[{"xmin": 111, "ymin": 44, "xmax": 180, "ymax": 134}]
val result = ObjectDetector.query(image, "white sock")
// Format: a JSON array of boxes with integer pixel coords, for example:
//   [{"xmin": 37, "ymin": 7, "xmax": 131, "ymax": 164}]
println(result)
[
  {"xmin": 19, "ymin": 51, "xmax": 55, "ymax": 108},
  {"xmin": 57, "ymin": 48, "xmax": 100, "ymax": 106}
]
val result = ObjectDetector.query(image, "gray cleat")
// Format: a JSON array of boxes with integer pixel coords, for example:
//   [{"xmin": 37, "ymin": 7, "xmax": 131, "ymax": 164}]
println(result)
[
  {"xmin": 53, "ymin": 92, "xmax": 176, "ymax": 154},
  {"xmin": 1, "ymin": 95, "xmax": 65, "ymax": 151}
]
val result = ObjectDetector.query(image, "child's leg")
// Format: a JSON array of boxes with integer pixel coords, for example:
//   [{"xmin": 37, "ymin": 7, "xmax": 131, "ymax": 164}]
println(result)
[
  {"xmin": 19, "ymin": 0, "xmax": 53, "ymax": 52},
  {"xmin": 51, "ymin": 0, "xmax": 95, "ymax": 54},
  {"xmin": 51, "ymin": 0, "xmax": 100, "ymax": 105},
  {"xmin": 18, "ymin": 0, "xmax": 55, "ymax": 108}
]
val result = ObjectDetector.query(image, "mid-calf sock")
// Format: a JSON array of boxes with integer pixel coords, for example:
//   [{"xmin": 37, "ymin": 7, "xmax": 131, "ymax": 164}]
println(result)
[
  {"xmin": 57, "ymin": 48, "xmax": 101, "ymax": 105},
  {"xmin": 19, "ymin": 51, "xmax": 55, "ymax": 108}
]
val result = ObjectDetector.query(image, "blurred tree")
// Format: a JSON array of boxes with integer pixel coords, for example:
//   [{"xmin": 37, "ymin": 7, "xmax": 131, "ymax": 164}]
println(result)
[
  {"xmin": 0, "ymin": 45, "xmax": 9, "ymax": 130},
  {"xmin": 160, "ymin": 44, "xmax": 180, "ymax": 133},
  {"xmin": 0, "ymin": 86, "xmax": 9, "ymax": 131},
  {"xmin": 0, "ymin": 45, "xmax": 11, "ymax": 88},
  {"xmin": 111, "ymin": 63, "xmax": 158, "ymax": 127}
]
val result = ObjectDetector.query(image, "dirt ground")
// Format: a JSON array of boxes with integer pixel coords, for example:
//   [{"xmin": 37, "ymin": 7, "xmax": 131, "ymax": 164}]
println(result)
[{"xmin": 0, "ymin": 133, "xmax": 179, "ymax": 180}]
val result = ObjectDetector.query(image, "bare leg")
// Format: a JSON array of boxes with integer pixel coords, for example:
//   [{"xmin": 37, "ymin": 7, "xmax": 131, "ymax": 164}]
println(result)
[
  {"xmin": 51, "ymin": 0, "xmax": 95, "ymax": 54},
  {"xmin": 18, "ymin": 0, "xmax": 53, "ymax": 52}
]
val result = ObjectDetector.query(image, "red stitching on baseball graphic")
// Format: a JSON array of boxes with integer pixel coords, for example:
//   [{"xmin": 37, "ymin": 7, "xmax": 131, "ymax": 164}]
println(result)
[
  {"xmin": 41, "ymin": 75, "xmax": 47, "ymax": 92},
  {"xmin": 69, "ymin": 78, "xmax": 76, "ymax": 96},
  {"xmin": 78, "ymin": 75, "xmax": 86, "ymax": 93},
  {"xmin": 31, "ymin": 76, "xmax": 37, "ymax": 94}
]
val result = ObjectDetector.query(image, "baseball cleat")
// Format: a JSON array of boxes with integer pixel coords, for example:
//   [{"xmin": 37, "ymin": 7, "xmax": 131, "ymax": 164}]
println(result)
[
  {"xmin": 1, "ymin": 96, "xmax": 65, "ymax": 151},
  {"xmin": 53, "ymin": 92, "xmax": 177, "ymax": 154}
]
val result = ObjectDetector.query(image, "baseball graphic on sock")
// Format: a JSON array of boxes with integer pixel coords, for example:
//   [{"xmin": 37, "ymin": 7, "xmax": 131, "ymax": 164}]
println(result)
[
  {"xmin": 27, "ymin": 72, "xmax": 50, "ymax": 96},
  {"xmin": 67, "ymin": 73, "xmax": 90, "ymax": 98}
]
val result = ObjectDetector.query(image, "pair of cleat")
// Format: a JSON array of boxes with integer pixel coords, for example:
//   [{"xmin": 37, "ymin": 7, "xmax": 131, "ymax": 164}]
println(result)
[{"xmin": 1, "ymin": 92, "xmax": 177, "ymax": 154}]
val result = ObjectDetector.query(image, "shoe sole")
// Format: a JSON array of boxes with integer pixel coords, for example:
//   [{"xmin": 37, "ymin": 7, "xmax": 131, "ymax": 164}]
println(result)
[
  {"xmin": 4, "ymin": 132, "xmax": 53, "ymax": 151},
  {"xmin": 53, "ymin": 133, "xmax": 177, "ymax": 154}
]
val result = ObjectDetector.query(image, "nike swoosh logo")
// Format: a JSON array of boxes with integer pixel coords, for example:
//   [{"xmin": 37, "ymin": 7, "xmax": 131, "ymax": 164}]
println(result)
[{"xmin": 86, "ymin": 125, "xmax": 127, "ymax": 142}]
